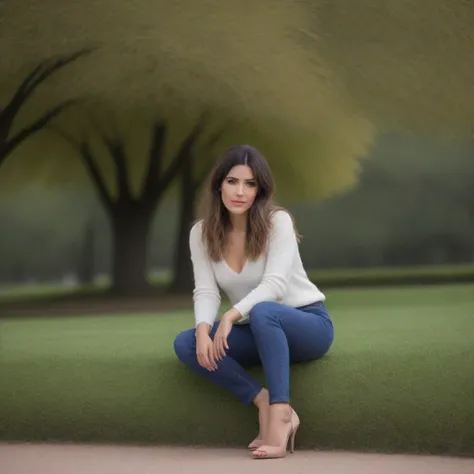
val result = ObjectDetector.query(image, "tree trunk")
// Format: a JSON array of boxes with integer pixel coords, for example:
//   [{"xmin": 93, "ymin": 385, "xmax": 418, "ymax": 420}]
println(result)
[
  {"xmin": 77, "ymin": 217, "xmax": 96, "ymax": 285},
  {"xmin": 110, "ymin": 204, "xmax": 154, "ymax": 296},
  {"xmin": 170, "ymin": 166, "xmax": 198, "ymax": 294}
]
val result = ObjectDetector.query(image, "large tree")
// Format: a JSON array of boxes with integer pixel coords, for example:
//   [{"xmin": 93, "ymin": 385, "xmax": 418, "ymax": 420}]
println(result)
[{"xmin": 53, "ymin": 112, "xmax": 218, "ymax": 295}]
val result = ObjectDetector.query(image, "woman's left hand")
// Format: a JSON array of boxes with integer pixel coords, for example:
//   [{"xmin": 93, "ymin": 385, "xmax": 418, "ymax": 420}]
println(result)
[{"xmin": 213, "ymin": 308, "xmax": 241, "ymax": 360}]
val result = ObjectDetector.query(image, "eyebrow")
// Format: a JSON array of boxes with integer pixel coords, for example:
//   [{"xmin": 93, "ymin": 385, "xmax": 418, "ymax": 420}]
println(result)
[{"xmin": 226, "ymin": 176, "xmax": 256, "ymax": 181}]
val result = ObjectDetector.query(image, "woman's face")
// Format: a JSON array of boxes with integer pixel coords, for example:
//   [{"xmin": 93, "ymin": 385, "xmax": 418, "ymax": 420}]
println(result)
[{"xmin": 220, "ymin": 165, "xmax": 258, "ymax": 216}]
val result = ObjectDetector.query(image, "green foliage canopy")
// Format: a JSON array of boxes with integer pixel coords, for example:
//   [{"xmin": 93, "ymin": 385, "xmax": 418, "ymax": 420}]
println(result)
[{"xmin": 0, "ymin": 0, "xmax": 374, "ymax": 202}]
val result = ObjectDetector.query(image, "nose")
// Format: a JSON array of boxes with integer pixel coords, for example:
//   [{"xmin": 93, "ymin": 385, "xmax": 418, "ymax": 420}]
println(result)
[{"xmin": 237, "ymin": 183, "xmax": 244, "ymax": 196}]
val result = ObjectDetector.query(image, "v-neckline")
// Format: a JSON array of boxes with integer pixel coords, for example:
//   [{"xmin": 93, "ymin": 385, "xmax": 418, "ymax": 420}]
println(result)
[{"xmin": 222, "ymin": 258, "xmax": 248, "ymax": 275}]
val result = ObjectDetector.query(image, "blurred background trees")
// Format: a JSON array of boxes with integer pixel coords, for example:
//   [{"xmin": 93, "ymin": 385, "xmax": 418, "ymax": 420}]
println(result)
[{"xmin": 1, "ymin": 0, "xmax": 473, "ymax": 297}]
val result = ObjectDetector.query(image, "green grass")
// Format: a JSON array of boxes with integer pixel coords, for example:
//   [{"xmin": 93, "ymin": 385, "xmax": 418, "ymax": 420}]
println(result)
[{"xmin": 0, "ymin": 284, "xmax": 473, "ymax": 456}]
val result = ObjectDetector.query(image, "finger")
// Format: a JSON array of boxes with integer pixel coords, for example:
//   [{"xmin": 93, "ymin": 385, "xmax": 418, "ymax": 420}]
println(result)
[
  {"xmin": 212, "ymin": 336, "xmax": 219, "ymax": 358},
  {"xmin": 214, "ymin": 343, "xmax": 222, "ymax": 362},
  {"xmin": 203, "ymin": 354, "xmax": 212, "ymax": 370},
  {"xmin": 199, "ymin": 352, "xmax": 212, "ymax": 371},
  {"xmin": 197, "ymin": 353, "xmax": 208, "ymax": 370},
  {"xmin": 219, "ymin": 333, "xmax": 228, "ymax": 357},
  {"xmin": 219, "ymin": 337, "xmax": 226, "ymax": 358},
  {"xmin": 221, "ymin": 334, "xmax": 229, "ymax": 353},
  {"xmin": 216, "ymin": 336, "xmax": 225, "ymax": 360},
  {"xmin": 217, "ymin": 337, "xmax": 225, "ymax": 360},
  {"xmin": 214, "ymin": 337, "xmax": 223, "ymax": 360},
  {"xmin": 208, "ymin": 347, "xmax": 218, "ymax": 370},
  {"xmin": 211, "ymin": 339, "xmax": 219, "ymax": 361},
  {"xmin": 212, "ymin": 347, "xmax": 219, "ymax": 370}
]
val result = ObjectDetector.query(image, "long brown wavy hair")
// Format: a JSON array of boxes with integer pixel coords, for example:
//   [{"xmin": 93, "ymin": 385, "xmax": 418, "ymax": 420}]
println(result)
[{"xmin": 196, "ymin": 144, "xmax": 300, "ymax": 262}]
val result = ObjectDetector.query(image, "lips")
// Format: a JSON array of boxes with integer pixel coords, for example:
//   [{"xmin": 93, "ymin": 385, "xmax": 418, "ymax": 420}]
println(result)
[{"xmin": 231, "ymin": 200, "xmax": 246, "ymax": 206}]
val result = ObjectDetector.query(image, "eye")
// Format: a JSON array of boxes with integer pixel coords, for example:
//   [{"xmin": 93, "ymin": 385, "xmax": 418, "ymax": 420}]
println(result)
[{"xmin": 246, "ymin": 181, "xmax": 257, "ymax": 187}]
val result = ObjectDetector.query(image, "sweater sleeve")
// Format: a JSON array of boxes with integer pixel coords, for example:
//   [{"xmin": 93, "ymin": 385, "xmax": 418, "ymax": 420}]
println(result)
[
  {"xmin": 189, "ymin": 221, "xmax": 221, "ymax": 328},
  {"xmin": 232, "ymin": 210, "xmax": 298, "ymax": 319}
]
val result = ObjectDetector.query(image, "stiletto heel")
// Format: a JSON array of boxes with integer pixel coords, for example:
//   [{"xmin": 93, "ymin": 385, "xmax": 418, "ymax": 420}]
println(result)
[{"xmin": 289, "ymin": 424, "xmax": 299, "ymax": 453}]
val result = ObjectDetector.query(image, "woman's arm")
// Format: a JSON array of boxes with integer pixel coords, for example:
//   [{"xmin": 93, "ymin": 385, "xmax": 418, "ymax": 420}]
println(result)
[
  {"xmin": 232, "ymin": 210, "xmax": 298, "ymax": 319},
  {"xmin": 189, "ymin": 221, "xmax": 221, "ymax": 331}
]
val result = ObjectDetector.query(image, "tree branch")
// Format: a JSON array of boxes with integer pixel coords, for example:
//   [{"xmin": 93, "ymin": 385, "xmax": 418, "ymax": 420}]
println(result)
[
  {"xmin": 0, "ymin": 47, "xmax": 96, "ymax": 139},
  {"xmin": 159, "ymin": 112, "xmax": 209, "ymax": 190},
  {"xmin": 140, "ymin": 120, "xmax": 167, "ymax": 200},
  {"xmin": 101, "ymin": 134, "xmax": 131, "ymax": 201},
  {"xmin": 89, "ymin": 114, "xmax": 132, "ymax": 201},
  {"xmin": 24, "ymin": 47, "xmax": 96, "ymax": 95},
  {"xmin": 50, "ymin": 125, "xmax": 114, "ymax": 213},
  {"xmin": 0, "ymin": 99, "xmax": 81, "ymax": 165},
  {"xmin": 141, "ymin": 111, "xmax": 210, "ymax": 206}
]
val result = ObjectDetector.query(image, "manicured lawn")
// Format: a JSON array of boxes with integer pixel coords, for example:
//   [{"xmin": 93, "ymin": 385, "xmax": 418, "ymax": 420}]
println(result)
[{"xmin": 0, "ymin": 284, "xmax": 473, "ymax": 456}]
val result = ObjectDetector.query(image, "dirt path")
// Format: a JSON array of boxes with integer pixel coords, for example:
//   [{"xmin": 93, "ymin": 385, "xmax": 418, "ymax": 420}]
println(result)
[{"xmin": 1, "ymin": 443, "xmax": 473, "ymax": 474}]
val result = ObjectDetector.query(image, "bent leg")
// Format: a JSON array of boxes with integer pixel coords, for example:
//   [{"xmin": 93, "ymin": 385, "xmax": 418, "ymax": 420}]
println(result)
[
  {"xmin": 249, "ymin": 301, "xmax": 334, "ymax": 404},
  {"xmin": 173, "ymin": 321, "xmax": 263, "ymax": 404}
]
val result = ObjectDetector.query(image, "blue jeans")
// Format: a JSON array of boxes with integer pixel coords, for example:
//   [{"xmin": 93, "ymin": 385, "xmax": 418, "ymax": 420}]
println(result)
[{"xmin": 173, "ymin": 300, "xmax": 334, "ymax": 405}]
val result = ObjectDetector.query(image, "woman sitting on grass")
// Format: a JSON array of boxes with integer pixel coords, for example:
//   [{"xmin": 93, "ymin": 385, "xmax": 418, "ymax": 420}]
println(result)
[{"xmin": 173, "ymin": 144, "xmax": 334, "ymax": 460}]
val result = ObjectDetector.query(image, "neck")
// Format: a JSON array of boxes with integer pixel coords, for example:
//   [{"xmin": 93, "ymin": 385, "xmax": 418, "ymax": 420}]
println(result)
[{"xmin": 229, "ymin": 212, "xmax": 247, "ymax": 233}]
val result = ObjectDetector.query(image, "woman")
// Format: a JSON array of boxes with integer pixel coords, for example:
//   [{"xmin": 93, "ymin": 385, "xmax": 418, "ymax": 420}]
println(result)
[{"xmin": 173, "ymin": 144, "xmax": 334, "ymax": 459}]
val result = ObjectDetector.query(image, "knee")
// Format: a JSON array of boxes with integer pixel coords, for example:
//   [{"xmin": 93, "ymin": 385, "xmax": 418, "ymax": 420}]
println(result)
[
  {"xmin": 173, "ymin": 329, "xmax": 195, "ymax": 363},
  {"xmin": 249, "ymin": 301, "xmax": 280, "ymax": 325}
]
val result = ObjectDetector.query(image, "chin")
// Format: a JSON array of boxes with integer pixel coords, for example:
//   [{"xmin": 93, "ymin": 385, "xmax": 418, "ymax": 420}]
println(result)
[
  {"xmin": 225, "ymin": 206, "xmax": 244, "ymax": 214},
  {"xmin": 224, "ymin": 204, "xmax": 248, "ymax": 215},
  {"xmin": 231, "ymin": 208, "xmax": 248, "ymax": 215}
]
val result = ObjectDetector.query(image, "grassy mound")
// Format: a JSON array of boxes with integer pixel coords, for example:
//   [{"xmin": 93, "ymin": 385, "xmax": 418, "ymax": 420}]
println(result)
[{"xmin": 0, "ymin": 284, "xmax": 473, "ymax": 457}]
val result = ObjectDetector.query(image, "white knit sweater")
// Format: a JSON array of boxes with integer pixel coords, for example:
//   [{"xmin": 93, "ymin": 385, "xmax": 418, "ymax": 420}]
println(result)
[{"xmin": 189, "ymin": 210, "xmax": 326, "ymax": 327}]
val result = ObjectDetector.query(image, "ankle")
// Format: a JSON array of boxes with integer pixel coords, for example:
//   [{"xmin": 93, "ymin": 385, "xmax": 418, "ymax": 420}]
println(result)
[
  {"xmin": 269, "ymin": 403, "xmax": 292, "ymax": 421},
  {"xmin": 253, "ymin": 388, "xmax": 269, "ymax": 409}
]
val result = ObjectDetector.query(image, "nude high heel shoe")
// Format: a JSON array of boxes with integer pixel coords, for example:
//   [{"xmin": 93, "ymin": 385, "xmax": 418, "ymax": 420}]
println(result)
[{"xmin": 252, "ymin": 408, "xmax": 300, "ymax": 459}]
